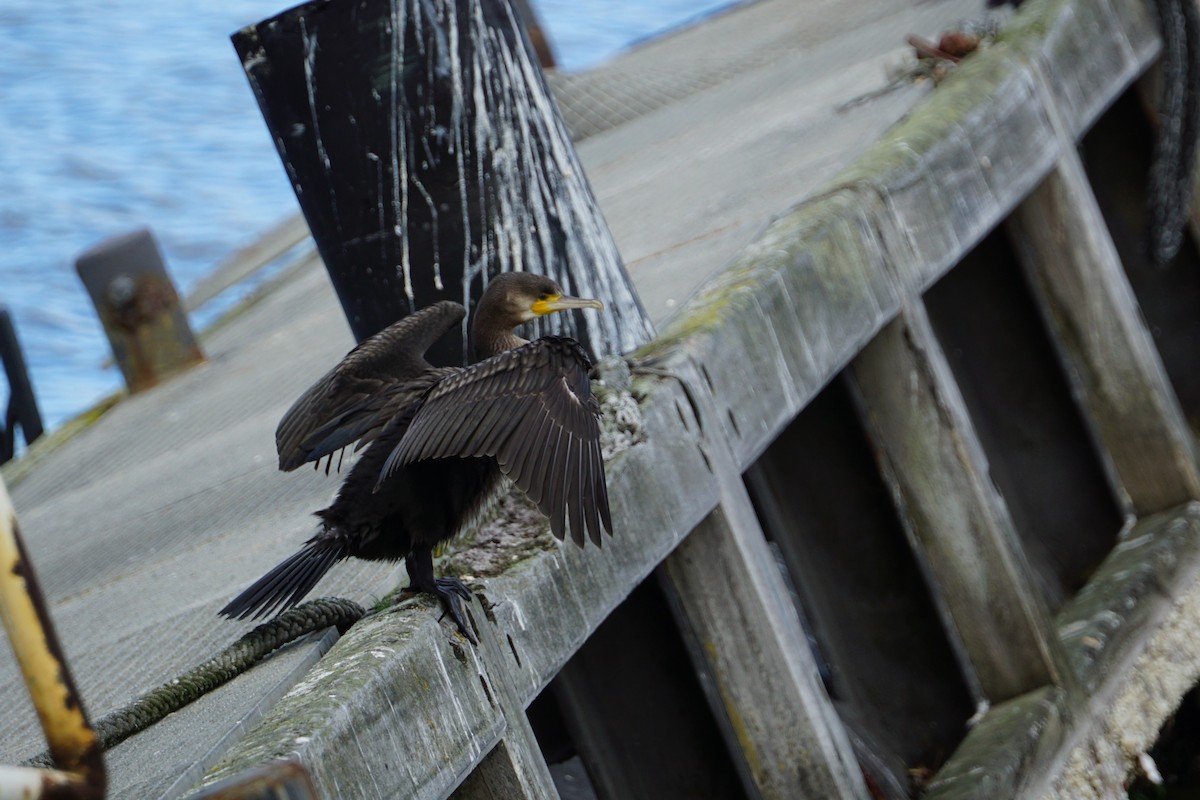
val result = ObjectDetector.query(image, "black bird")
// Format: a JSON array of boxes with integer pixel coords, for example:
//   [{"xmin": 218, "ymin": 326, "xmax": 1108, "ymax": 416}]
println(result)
[{"xmin": 220, "ymin": 272, "xmax": 612, "ymax": 639}]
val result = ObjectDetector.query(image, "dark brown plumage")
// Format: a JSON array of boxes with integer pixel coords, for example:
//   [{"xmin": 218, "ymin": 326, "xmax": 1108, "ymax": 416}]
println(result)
[{"xmin": 219, "ymin": 272, "xmax": 612, "ymax": 640}]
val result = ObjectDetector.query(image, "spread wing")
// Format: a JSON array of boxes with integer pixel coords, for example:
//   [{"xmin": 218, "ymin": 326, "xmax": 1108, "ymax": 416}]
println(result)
[
  {"xmin": 276, "ymin": 301, "xmax": 466, "ymax": 471},
  {"xmin": 296, "ymin": 369, "xmax": 452, "ymax": 467},
  {"xmin": 382, "ymin": 337, "xmax": 612, "ymax": 546}
]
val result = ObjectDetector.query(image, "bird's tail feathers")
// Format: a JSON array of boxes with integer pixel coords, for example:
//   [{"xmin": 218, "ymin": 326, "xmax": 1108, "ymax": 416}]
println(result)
[{"xmin": 218, "ymin": 537, "xmax": 345, "ymax": 621}]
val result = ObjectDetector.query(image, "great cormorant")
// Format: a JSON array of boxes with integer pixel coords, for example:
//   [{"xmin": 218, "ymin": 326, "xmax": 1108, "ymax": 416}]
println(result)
[{"xmin": 219, "ymin": 272, "xmax": 612, "ymax": 640}]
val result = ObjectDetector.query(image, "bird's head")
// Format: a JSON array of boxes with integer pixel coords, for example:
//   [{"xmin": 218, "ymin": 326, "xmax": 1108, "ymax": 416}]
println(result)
[{"xmin": 481, "ymin": 272, "xmax": 604, "ymax": 325}]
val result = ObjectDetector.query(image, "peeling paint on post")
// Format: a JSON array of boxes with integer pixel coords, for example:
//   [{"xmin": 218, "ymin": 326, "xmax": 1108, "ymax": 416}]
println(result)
[
  {"xmin": 0, "ymin": 476, "xmax": 105, "ymax": 798},
  {"xmin": 232, "ymin": 0, "xmax": 654, "ymax": 365}
]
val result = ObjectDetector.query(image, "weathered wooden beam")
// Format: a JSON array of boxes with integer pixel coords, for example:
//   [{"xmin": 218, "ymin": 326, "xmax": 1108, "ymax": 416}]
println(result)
[
  {"xmin": 1006, "ymin": 147, "xmax": 1200, "ymax": 515},
  {"xmin": 450, "ymin": 738, "xmax": 554, "ymax": 800},
  {"xmin": 450, "ymin": 595, "xmax": 558, "ymax": 800},
  {"xmin": 921, "ymin": 232, "xmax": 1125, "ymax": 612},
  {"xmin": 663, "ymin": 504, "xmax": 868, "ymax": 800},
  {"xmin": 849, "ymin": 303, "xmax": 1076, "ymax": 702},
  {"xmin": 1037, "ymin": 504, "xmax": 1200, "ymax": 798},
  {"xmin": 658, "ymin": 359, "xmax": 868, "ymax": 800},
  {"xmin": 927, "ymin": 504, "xmax": 1200, "ymax": 800},
  {"xmin": 1079, "ymin": 86, "xmax": 1200, "ymax": 437},
  {"xmin": 188, "ymin": 761, "xmax": 319, "ymax": 800},
  {"xmin": 742, "ymin": 375, "xmax": 980, "ymax": 791}
]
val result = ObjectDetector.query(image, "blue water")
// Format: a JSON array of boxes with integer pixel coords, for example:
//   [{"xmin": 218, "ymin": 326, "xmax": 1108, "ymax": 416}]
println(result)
[{"xmin": 0, "ymin": 0, "xmax": 730, "ymax": 435}]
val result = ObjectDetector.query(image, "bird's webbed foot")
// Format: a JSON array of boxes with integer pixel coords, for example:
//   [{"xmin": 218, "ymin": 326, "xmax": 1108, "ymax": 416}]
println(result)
[
  {"xmin": 403, "ymin": 551, "xmax": 477, "ymax": 644},
  {"xmin": 431, "ymin": 577, "xmax": 476, "ymax": 645}
]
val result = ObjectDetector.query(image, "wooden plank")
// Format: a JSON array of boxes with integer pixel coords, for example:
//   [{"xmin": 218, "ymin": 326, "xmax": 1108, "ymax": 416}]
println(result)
[
  {"xmin": 450, "ymin": 735, "xmax": 556, "ymax": 800},
  {"xmin": 1006, "ymin": 147, "xmax": 1200, "ymax": 514},
  {"xmin": 742, "ymin": 376, "xmax": 978, "ymax": 789},
  {"xmin": 1079, "ymin": 87, "xmax": 1200, "ymax": 441},
  {"xmin": 663, "ymin": 507, "xmax": 868, "ymax": 800},
  {"xmin": 658, "ymin": 367, "xmax": 868, "ymax": 800},
  {"xmin": 850, "ymin": 304, "xmax": 1075, "ymax": 701},
  {"xmin": 450, "ymin": 606, "xmax": 559, "ymax": 800},
  {"xmin": 920, "ymin": 232, "xmax": 1125, "ymax": 611}
]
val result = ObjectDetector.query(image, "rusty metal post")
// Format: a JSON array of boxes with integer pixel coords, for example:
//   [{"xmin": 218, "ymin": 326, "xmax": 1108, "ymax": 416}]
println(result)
[
  {"xmin": 0, "ymin": 475, "xmax": 105, "ymax": 799},
  {"xmin": 231, "ymin": 0, "xmax": 653, "ymax": 366},
  {"xmin": 76, "ymin": 228, "xmax": 205, "ymax": 393}
]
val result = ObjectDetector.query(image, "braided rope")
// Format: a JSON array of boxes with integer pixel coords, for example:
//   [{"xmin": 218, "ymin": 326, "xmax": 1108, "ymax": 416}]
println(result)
[
  {"xmin": 1147, "ymin": 0, "xmax": 1200, "ymax": 265},
  {"xmin": 22, "ymin": 597, "xmax": 365, "ymax": 768}
]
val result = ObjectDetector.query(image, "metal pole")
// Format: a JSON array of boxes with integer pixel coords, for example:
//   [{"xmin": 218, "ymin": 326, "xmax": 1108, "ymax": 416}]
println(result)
[
  {"xmin": 0, "ymin": 308, "xmax": 44, "ymax": 463},
  {"xmin": 0, "ymin": 476, "xmax": 105, "ymax": 799},
  {"xmin": 232, "ymin": 0, "xmax": 653, "ymax": 365}
]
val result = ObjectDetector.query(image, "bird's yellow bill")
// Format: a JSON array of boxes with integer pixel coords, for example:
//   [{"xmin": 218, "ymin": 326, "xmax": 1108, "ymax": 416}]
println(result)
[{"xmin": 531, "ymin": 294, "xmax": 604, "ymax": 316}]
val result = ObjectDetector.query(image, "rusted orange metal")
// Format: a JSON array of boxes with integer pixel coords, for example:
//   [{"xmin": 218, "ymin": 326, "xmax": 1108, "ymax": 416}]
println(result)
[
  {"xmin": 76, "ymin": 228, "xmax": 205, "ymax": 394},
  {"xmin": 0, "ymin": 476, "xmax": 106, "ymax": 799}
]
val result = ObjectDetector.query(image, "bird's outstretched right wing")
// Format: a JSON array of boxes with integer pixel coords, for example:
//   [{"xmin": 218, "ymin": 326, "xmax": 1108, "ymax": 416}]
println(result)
[
  {"xmin": 276, "ymin": 301, "xmax": 465, "ymax": 471},
  {"xmin": 381, "ymin": 337, "xmax": 612, "ymax": 546},
  {"xmin": 297, "ymin": 368, "xmax": 450, "ymax": 466}
]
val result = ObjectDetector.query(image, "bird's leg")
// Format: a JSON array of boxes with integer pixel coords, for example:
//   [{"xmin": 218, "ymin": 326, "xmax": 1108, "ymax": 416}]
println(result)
[{"xmin": 404, "ymin": 549, "xmax": 477, "ymax": 644}]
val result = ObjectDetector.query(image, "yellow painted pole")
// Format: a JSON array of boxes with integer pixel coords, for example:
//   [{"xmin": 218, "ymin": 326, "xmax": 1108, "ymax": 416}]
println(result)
[
  {"xmin": 0, "ymin": 476, "xmax": 105, "ymax": 799},
  {"xmin": 0, "ymin": 765, "xmax": 90, "ymax": 799}
]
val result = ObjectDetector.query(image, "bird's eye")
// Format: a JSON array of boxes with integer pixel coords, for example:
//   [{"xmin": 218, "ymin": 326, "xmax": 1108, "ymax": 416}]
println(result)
[{"xmin": 537, "ymin": 293, "xmax": 549, "ymax": 300}]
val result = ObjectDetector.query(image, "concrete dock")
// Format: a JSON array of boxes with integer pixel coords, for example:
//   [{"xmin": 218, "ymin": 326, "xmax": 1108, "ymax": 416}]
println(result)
[{"xmin": 4, "ymin": 0, "xmax": 1200, "ymax": 796}]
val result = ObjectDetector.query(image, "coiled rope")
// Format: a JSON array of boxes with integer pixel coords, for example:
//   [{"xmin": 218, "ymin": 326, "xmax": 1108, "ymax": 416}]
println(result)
[{"xmin": 22, "ymin": 597, "xmax": 365, "ymax": 768}]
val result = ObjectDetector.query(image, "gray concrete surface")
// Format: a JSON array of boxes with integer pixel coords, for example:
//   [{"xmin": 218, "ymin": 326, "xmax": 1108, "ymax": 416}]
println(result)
[
  {"xmin": 3, "ymin": 0, "xmax": 1195, "ymax": 796},
  {"xmin": 583, "ymin": 0, "xmax": 979, "ymax": 322}
]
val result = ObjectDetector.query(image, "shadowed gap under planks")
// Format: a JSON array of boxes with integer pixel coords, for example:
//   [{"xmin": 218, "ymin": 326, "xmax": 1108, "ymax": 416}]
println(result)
[
  {"xmin": 743, "ymin": 377, "xmax": 976, "ymax": 797},
  {"xmin": 923, "ymin": 229, "xmax": 1124, "ymax": 613},
  {"xmin": 916, "ymin": 227, "xmax": 1123, "ymax": 618},
  {"xmin": 524, "ymin": 575, "xmax": 747, "ymax": 800}
]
